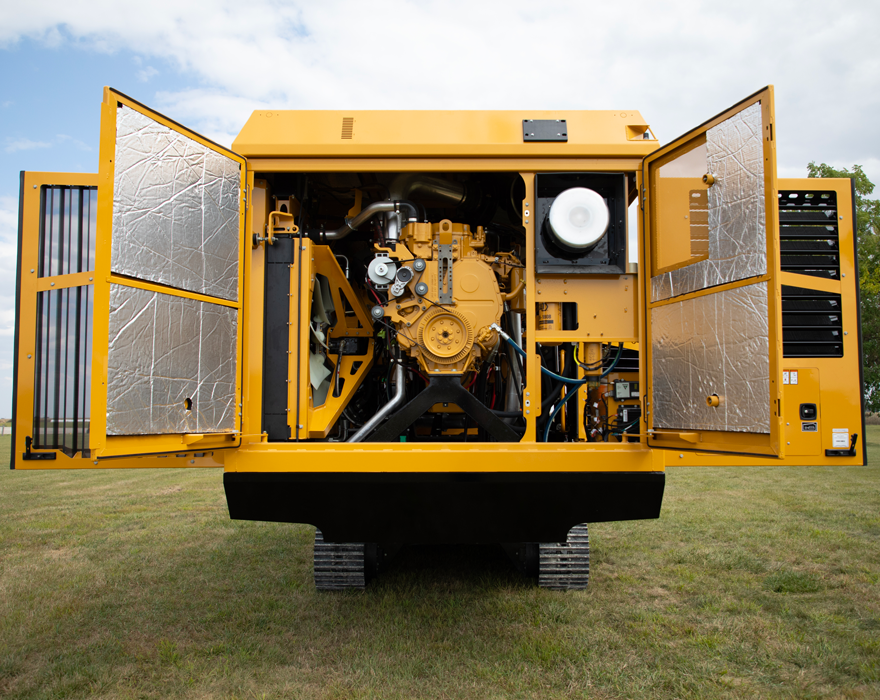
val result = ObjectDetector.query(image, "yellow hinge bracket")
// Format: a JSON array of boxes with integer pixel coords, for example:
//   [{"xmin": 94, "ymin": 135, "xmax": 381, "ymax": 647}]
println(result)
[{"xmin": 649, "ymin": 430, "xmax": 700, "ymax": 444}]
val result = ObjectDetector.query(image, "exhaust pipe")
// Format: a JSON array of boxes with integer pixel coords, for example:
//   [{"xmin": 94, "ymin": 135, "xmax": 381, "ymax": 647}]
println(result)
[{"xmin": 348, "ymin": 363, "xmax": 406, "ymax": 442}]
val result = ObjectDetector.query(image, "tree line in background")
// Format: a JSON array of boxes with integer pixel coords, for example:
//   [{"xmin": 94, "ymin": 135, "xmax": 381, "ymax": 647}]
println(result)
[{"xmin": 808, "ymin": 163, "xmax": 880, "ymax": 413}]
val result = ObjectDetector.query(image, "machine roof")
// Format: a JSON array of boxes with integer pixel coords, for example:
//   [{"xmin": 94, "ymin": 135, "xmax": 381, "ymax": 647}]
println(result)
[{"xmin": 232, "ymin": 110, "xmax": 657, "ymax": 159}]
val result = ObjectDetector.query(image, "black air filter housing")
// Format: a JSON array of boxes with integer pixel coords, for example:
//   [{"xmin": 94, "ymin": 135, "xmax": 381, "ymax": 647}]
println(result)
[{"xmin": 535, "ymin": 172, "xmax": 627, "ymax": 274}]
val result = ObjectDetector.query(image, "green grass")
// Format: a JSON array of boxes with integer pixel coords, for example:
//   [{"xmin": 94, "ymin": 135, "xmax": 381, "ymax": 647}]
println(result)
[{"xmin": 1, "ymin": 430, "xmax": 879, "ymax": 699}]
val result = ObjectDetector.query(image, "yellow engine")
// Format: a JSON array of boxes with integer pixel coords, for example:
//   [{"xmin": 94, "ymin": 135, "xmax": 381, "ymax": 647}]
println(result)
[{"xmin": 373, "ymin": 220, "xmax": 520, "ymax": 376}]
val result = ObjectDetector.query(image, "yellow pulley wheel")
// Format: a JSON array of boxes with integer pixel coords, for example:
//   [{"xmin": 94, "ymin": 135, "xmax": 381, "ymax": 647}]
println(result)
[{"xmin": 418, "ymin": 309, "xmax": 473, "ymax": 365}]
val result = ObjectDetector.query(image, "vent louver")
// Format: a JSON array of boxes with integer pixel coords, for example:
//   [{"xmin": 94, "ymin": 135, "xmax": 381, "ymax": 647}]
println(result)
[
  {"xmin": 781, "ymin": 285, "xmax": 843, "ymax": 358},
  {"xmin": 778, "ymin": 188, "xmax": 845, "ymax": 358},
  {"xmin": 341, "ymin": 117, "xmax": 353, "ymax": 139},
  {"xmin": 778, "ymin": 189, "xmax": 840, "ymax": 280}
]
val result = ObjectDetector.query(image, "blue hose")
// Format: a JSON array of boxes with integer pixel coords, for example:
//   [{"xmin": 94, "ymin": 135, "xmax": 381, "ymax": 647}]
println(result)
[
  {"xmin": 504, "ymin": 338, "xmax": 586, "ymax": 385},
  {"xmin": 538, "ymin": 342, "xmax": 625, "ymax": 442}
]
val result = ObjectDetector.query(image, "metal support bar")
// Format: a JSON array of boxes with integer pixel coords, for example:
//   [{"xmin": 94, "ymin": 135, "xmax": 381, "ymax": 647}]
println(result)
[{"xmin": 368, "ymin": 375, "xmax": 521, "ymax": 443}]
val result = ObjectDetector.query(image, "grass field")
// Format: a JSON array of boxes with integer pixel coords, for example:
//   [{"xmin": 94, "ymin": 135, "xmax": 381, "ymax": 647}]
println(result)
[{"xmin": 1, "ymin": 432, "xmax": 879, "ymax": 699}]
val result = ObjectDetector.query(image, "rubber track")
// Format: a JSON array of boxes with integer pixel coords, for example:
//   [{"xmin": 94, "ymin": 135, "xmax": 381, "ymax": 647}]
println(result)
[
  {"xmin": 314, "ymin": 529, "xmax": 366, "ymax": 590},
  {"xmin": 538, "ymin": 524, "xmax": 590, "ymax": 590}
]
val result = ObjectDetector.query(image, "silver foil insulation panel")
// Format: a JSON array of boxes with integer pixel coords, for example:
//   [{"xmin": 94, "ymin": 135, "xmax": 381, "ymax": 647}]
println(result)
[
  {"xmin": 651, "ymin": 281, "xmax": 770, "ymax": 433},
  {"xmin": 652, "ymin": 101, "xmax": 766, "ymax": 302},
  {"xmin": 106, "ymin": 284, "xmax": 237, "ymax": 435},
  {"xmin": 111, "ymin": 105, "xmax": 241, "ymax": 302}
]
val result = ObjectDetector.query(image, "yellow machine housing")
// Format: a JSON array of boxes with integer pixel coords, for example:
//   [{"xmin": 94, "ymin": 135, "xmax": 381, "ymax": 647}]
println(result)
[{"xmin": 11, "ymin": 87, "xmax": 867, "ymax": 588}]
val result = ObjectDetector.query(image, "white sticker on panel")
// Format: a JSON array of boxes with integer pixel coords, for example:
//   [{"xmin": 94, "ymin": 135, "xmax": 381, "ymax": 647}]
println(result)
[{"xmin": 832, "ymin": 429, "xmax": 849, "ymax": 448}]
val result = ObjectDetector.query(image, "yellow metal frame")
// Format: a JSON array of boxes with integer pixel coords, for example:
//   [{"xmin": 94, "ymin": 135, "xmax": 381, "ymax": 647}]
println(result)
[
  {"xmin": 641, "ymin": 87, "xmax": 784, "ymax": 457},
  {"xmin": 287, "ymin": 239, "xmax": 375, "ymax": 440}
]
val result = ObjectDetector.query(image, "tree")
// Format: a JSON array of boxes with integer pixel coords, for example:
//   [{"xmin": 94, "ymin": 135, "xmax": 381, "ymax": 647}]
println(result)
[{"xmin": 807, "ymin": 162, "xmax": 880, "ymax": 412}]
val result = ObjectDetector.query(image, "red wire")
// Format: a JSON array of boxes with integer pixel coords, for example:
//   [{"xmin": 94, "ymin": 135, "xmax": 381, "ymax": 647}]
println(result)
[
  {"xmin": 366, "ymin": 280, "xmax": 384, "ymax": 306},
  {"xmin": 464, "ymin": 371, "xmax": 478, "ymax": 389},
  {"xmin": 487, "ymin": 366, "xmax": 496, "ymax": 408}
]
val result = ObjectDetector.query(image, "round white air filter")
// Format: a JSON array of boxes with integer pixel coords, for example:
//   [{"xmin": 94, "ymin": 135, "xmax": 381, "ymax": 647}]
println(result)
[{"xmin": 547, "ymin": 187, "xmax": 609, "ymax": 251}]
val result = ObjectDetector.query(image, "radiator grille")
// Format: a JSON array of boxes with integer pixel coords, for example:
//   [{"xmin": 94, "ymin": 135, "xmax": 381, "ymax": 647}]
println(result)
[{"xmin": 341, "ymin": 117, "xmax": 354, "ymax": 139}]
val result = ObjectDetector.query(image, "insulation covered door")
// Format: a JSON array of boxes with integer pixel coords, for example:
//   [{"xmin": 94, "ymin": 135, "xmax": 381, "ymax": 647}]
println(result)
[
  {"xmin": 12, "ymin": 88, "xmax": 246, "ymax": 467},
  {"xmin": 641, "ymin": 87, "xmax": 785, "ymax": 457}
]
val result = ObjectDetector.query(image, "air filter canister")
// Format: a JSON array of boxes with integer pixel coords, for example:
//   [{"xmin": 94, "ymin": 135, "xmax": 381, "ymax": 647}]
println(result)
[{"xmin": 546, "ymin": 187, "xmax": 609, "ymax": 253}]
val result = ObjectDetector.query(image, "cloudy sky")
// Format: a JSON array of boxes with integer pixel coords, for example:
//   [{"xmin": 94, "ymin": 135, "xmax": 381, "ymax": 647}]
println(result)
[{"xmin": 0, "ymin": 0, "xmax": 878, "ymax": 418}]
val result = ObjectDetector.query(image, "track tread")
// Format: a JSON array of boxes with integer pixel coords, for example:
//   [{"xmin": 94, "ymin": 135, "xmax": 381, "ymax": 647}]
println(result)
[
  {"xmin": 538, "ymin": 523, "xmax": 590, "ymax": 590},
  {"xmin": 314, "ymin": 529, "xmax": 366, "ymax": 590}
]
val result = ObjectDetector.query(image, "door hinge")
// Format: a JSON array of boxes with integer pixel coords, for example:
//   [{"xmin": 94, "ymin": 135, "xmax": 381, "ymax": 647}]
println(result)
[{"xmin": 640, "ymin": 184, "xmax": 646, "ymax": 212}]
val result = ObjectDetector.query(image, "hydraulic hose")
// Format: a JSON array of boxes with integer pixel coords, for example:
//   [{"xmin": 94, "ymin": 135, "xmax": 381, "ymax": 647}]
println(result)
[
  {"xmin": 496, "ymin": 333, "xmax": 584, "ymax": 385},
  {"xmin": 540, "ymin": 343, "xmax": 625, "ymax": 442}
]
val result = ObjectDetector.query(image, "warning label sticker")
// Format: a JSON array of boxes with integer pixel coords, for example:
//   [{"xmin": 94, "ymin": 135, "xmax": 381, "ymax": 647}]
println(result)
[{"xmin": 832, "ymin": 429, "xmax": 849, "ymax": 448}]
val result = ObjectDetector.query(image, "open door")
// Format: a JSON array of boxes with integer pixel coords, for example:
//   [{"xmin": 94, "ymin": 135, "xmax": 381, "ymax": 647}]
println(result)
[
  {"xmin": 12, "ymin": 88, "xmax": 246, "ymax": 468},
  {"xmin": 642, "ymin": 87, "xmax": 784, "ymax": 457}
]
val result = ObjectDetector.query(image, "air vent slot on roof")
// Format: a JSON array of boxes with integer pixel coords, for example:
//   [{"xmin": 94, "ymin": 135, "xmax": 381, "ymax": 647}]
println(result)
[{"xmin": 341, "ymin": 117, "xmax": 353, "ymax": 139}]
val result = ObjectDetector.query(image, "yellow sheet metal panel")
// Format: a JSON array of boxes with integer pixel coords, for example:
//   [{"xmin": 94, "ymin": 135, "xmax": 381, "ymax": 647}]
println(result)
[
  {"xmin": 245, "ymin": 157, "xmax": 647, "ymax": 173},
  {"xmin": 232, "ymin": 110, "xmax": 657, "ymax": 159},
  {"xmin": 223, "ymin": 441, "xmax": 664, "ymax": 473},
  {"xmin": 533, "ymin": 274, "xmax": 637, "ymax": 343}
]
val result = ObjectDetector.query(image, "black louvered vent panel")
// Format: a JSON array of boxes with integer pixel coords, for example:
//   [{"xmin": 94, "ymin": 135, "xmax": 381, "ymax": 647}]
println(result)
[
  {"xmin": 781, "ymin": 285, "xmax": 843, "ymax": 358},
  {"xmin": 778, "ymin": 189, "xmax": 839, "ymax": 280},
  {"xmin": 604, "ymin": 347, "xmax": 639, "ymax": 373},
  {"xmin": 33, "ymin": 286, "xmax": 93, "ymax": 456},
  {"xmin": 32, "ymin": 185, "xmax": 97, "ymax": 456}
]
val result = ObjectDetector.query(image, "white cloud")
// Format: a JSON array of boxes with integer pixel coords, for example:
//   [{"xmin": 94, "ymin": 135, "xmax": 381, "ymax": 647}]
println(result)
[
  {"xmin": 5, "ymin": 137, "xmax": 52, "ymax": 153},
  {"xmin": 5, "ymin": 134, "xmax": 93, "ymax": 155},
  {"xmin": 0, "ymin": 0, "xmax": 877, "ymax": 188},
  {"xmin": 137, "ymin": 65, "xmax": 158, "ymax": 82}
]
